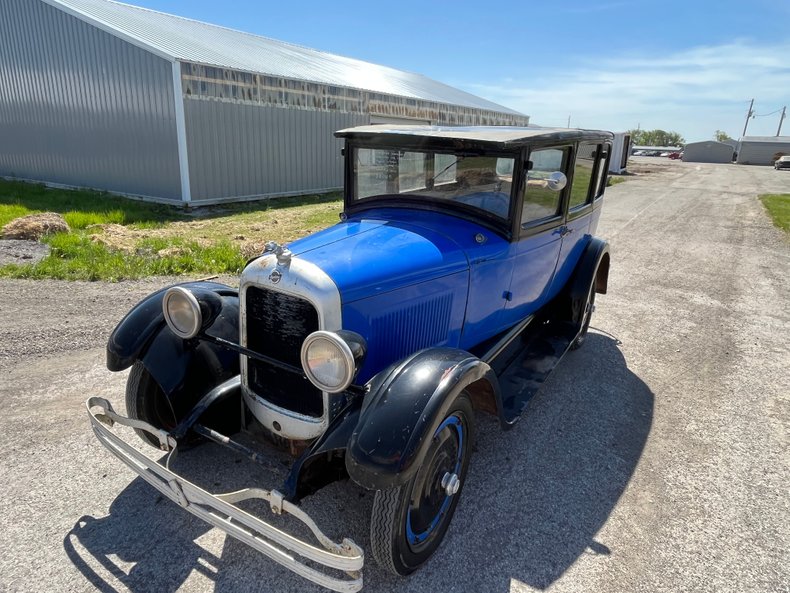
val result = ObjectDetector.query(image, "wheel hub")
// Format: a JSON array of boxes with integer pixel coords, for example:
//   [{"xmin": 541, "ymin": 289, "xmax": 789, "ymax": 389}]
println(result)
[{"xmin": 441, "ymin": 472, "xmax": 460, "ymax": 496}]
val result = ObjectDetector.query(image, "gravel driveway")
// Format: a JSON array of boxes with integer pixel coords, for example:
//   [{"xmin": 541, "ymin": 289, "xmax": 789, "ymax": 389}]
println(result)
[{"xmin": 0, "ymin": 159, "xmax": 787, "ymax": 593}]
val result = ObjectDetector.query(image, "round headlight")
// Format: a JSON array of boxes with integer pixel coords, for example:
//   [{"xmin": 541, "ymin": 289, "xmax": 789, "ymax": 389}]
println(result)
[
  {"xmin": 162, "ymin": 287, "xmax": 202, "ymax": 339},
  {"xmin": 301, "ymin": 331, "xmax": 356, "ymax": 393}
]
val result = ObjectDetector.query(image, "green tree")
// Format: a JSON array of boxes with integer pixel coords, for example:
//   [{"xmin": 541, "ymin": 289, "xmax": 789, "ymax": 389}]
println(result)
[
  {"xmin": 626, "ymin": 128, "xmax": 685, "ymax": 147},
  {"xmin": 714, "ymin": 130, "xmax": 733, "ymax": 142}
]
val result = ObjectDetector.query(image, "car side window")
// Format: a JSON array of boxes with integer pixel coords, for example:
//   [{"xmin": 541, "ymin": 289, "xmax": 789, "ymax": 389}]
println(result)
[
  {"xmin": 593, "ymin": 143, "xmax": 611, "ymax": 201},
  {"xmin": 569, "ymin": 143, "xmax": 599, "ymax": 210},
  {"xmin": 522, "ymin": 147, "xmax": 569, "ymax": 225}
]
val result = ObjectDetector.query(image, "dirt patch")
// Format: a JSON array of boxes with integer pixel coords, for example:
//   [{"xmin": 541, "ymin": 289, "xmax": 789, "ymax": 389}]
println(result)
[
  {"xmin": 626, "ymin": 161, "xmax": 667, "ymax": 176},
  {"xmin": 87, "ymin": 203, "xmax": 338, "ymax": 256},
  {"xmin": 88, "ymin": 223, "xmax": 214, "ymax": 253},
  {"xmin": 625, "ymin": 157, "xmax": 694, "ymax": 177},
  {"xmin": 0, "ymin": 239, "xmax": 50, "ymax": 265}
]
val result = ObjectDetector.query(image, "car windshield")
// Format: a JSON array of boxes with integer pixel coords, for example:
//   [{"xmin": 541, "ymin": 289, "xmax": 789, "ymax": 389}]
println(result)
[{"xmin": 352, "ymin": 147, "xmax": 516, "ymax": 219}]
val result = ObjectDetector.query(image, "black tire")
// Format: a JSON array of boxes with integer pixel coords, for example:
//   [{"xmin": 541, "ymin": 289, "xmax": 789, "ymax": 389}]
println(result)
[
  {"xmin": 370, "ymin": 392, "xmax": 474, "ymax": 575},
  {"xmin": 570, "ymin": 282, "xmax": 596, "ymax": 350},
  {"xmin": 125, "ymin": 361, "xmax": 177, "ymax": 448}
]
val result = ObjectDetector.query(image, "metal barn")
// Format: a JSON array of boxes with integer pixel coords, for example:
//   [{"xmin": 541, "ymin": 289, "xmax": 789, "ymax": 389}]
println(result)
[
  {"xmin": 682, "ymin": 141, "xmax": 734, "ymax": 164},
  {"xmin": 737, "ymin": 137, "xmax": 790, "ymax": 166},
  {"xmin": 0, "ymin": 0, "xmax": 529, "ymax": 205}
]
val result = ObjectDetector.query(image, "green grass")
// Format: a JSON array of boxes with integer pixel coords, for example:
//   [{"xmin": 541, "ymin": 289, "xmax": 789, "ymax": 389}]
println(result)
[
  {"xmin": 0, "ymin": 179, "xmax": 341, "ymax": 281},
  {"xmin": 607, "ymin": 175, "xmax": 626, "ymax": 187},
  {"xmin": 0, "ymin": 179, "xmax": 182, "ymax": 228},
  {"xmin": 0, "ymin": 233, "xmax": 246, "ymax": 281},
  {"xmin": 759, "ymin": 194, "xmax": 790, "ymax": 233}
]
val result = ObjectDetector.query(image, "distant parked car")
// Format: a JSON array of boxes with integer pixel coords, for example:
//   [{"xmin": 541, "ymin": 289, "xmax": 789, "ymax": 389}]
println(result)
[
  {"xmin": 775, "ymin": 155, "xmax": 790, "ymax": 170},
  {"xmin": 668, "ymin": 152, "xmax": 682, "ymax": 160}
]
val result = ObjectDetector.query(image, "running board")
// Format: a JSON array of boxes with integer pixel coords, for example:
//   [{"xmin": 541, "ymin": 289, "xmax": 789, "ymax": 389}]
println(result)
[{"xmin": 494, "ymin": 319, "xmax": 578, "ymax": 424}]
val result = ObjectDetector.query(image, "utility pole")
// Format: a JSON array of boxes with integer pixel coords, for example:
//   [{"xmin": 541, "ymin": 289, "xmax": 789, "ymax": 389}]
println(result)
[
  {"xmin": 742, "ymin": 98, "xmax": 754, "ymax": 137},
  {"xmin": 567, "ymin": 115, "xmax": 571, "ymax": 128},
  {"xmin": 777, "ymin": 106, "xmax": 786, "ymax": 136}
]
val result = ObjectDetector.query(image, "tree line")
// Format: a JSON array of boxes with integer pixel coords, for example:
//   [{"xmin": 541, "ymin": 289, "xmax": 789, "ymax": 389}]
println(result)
[{"xmin": 626, "ymin": 129, "xmax": 685, "ymax": 147}]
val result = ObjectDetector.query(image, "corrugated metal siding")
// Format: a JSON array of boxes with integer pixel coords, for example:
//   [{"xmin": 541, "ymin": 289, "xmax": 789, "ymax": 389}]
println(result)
[
  {"xmin": 48, "ymin": 0, "xmax": 524, "ymax": 116},
  {"xmin": 178, "ymin": 62, "xmax": 529, "ymax": 128},
  {"xmin": 183, "ymin": 98, "xmax": 367, "ymax": 202},
  {"xmin": 682, "ymin": 141, "xmax": 733, "ymax": 164},
  {"xmin": 0, "ymin": 0, "xmax": 181, "ymax": 199},
  {"xmin": 737, "ymin": 138, "xmax": 790, "ymax": 166}
]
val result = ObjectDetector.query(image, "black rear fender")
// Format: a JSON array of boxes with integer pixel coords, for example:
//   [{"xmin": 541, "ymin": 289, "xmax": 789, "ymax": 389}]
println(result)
[
  {"xmin": 346, "ymin": 348, "xmax": 499, "ymax": 491},
  {"xmin": 566, "ymin": 237, "xmax": 610, "ymax": 325}
]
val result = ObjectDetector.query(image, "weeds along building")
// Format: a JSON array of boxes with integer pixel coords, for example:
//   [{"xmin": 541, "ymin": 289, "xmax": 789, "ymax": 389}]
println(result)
[{"xmin": 0, "ymin": 0, "xmax": 528, "ymax": 205}]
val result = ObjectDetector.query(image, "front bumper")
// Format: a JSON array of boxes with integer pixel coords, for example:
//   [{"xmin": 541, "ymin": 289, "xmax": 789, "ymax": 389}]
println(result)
[{"xmin": 86, "ymin": 397, "xmax": 364, "ymax": 592}]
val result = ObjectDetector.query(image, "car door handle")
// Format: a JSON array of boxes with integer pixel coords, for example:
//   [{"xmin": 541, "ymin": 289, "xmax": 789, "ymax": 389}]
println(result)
[{"xmin": 558, "ymin": 225, "xmax": 573, "ymax": 237}]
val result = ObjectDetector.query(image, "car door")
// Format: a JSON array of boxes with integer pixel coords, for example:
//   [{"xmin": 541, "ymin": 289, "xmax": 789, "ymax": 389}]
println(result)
[
  {"xmin": 548, "ymin": 141, "xmax": 607, "ymax": 296},
  {"xmin": 453, "ymin": 154, "xmax": 518, "ymax": 349},
  {"xmin": 501, "ymin": 145, "xmax": 572, "ymax": 327}
]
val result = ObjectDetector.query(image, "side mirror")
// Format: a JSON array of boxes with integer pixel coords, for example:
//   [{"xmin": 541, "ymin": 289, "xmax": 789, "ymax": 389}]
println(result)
[{"xmin": 546, "ymin": 171, "xmax": 567, "ymax": 191}]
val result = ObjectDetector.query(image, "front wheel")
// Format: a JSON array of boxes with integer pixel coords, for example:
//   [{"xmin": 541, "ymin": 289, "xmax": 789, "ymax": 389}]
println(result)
[
  {"xmin": 369, "ymin": 392, "xmax": 474, "ymax": 575},
  {"xmin": 125, "ymin": 361, "xmax": 177, "ymax": 448}
]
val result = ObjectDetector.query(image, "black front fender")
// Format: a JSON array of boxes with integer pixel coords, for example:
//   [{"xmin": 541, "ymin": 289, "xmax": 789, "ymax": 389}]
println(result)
[
  {"xmin": 106, "ymin": 281, "xmax": 240, "ymax": 420},
  {"xmin": 346, "ymin": 348, "xmax": 498, "ymax": 491}
]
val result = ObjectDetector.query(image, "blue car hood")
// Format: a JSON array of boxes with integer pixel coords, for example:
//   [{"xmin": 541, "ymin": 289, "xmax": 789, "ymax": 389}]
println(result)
[{"xmin": 288, "ymin": 213, "xmax": 470, "ymax": 303}]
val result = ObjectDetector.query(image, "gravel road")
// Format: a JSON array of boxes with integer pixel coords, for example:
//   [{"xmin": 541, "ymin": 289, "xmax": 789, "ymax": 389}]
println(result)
[{"xmin": 0, "ymin": 159, "xmax": 787, "ymax": 593}]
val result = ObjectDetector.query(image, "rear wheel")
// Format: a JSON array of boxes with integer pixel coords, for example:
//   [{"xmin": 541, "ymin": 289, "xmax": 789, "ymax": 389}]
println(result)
[
  {"xmin": 125, "ymin": 361, "xmax": 177, "ymax": 448},
  {"xmin": 570, "ymin": 282, "xmax": 596, "ymax": 350},
  {"xmin": 370, "ymin": 392, "xmax": 474, "ymax": 575}
]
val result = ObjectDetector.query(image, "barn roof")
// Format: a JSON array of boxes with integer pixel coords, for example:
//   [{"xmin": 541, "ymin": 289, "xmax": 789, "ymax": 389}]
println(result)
[
  {"xmin": 740, "ymin": 136, "xmax": 790, "ymax": 143},
  {"xmin": 44, "ymin": 0, "xmax": 523, "ymax": 115}
]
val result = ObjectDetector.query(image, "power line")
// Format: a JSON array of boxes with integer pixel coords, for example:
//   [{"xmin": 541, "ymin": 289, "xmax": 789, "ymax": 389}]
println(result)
[{"xmin": 753, "ymin": 107, "xmax": 784, "ymax": 118}]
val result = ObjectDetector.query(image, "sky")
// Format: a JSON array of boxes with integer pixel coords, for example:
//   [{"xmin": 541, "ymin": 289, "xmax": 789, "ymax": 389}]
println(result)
[{"xmin": 127, "ymin": 0, "xmax": 789, "ymax": 142}]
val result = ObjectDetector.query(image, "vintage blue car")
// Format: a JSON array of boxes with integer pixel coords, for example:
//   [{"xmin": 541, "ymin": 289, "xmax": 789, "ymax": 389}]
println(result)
[{"xmin": 88, "ymin": 125, "xmax": 613, "ymax": 592}]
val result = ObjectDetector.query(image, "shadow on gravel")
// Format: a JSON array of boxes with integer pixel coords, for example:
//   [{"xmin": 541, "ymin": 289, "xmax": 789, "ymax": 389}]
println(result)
[
  {"xmin": 64, "ymin": 480, "xmax": 212, "ymax": 593},
  {"xmin": 417, "ymin": 332, "xmax": 654, "ymax": 592},
  {"xmin": 62, "ymin": 435, "xmax": 372, "ymax": 593},
  {"xmin": 63, "ymin": 333, "xmax": 652, "ymax": 593}
]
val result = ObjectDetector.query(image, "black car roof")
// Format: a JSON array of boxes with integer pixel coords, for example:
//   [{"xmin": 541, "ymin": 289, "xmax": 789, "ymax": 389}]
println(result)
[{"xmin": 336, "ymin": 125, "xmax": 614, "ymax": 148}]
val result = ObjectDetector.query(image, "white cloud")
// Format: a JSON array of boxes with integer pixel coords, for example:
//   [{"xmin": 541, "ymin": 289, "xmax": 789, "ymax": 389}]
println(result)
[{"xmin": 464, "ymin": 40, "xmax": 790, "ymax": 141}]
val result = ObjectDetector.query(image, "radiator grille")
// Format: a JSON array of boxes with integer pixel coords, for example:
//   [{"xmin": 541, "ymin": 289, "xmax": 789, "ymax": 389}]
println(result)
[
  {"xmin": 245, "ymin": 286, "xmax": 323, "ymax": 417},
  {"xmin": 368, "ymin": 293, "xmax": 453, "ymax": 370}
]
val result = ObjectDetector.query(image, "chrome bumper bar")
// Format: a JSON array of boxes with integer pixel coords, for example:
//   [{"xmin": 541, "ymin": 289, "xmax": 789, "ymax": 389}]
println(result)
[{"xmin": 86, "ymin": 397, "xmax": 364, "ymax": 592}]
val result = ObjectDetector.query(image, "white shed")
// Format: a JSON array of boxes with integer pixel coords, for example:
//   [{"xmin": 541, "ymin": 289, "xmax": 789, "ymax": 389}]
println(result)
[
  {"xmin": 682, "ymin": 141, "xmax": 734, "ymax": 164},
  {"xmin": 609, "ymin": 133, "xmax": 631, "ymax": 173}
]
